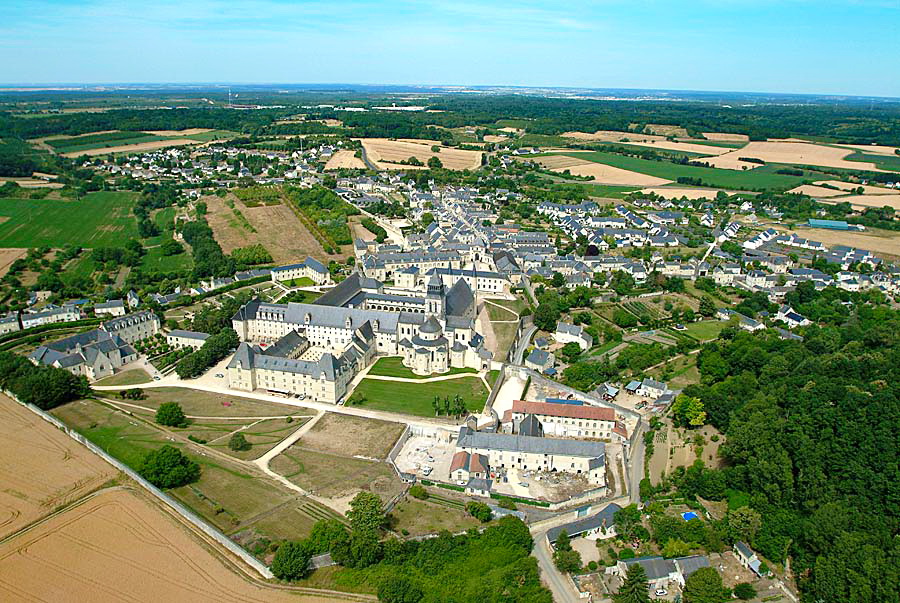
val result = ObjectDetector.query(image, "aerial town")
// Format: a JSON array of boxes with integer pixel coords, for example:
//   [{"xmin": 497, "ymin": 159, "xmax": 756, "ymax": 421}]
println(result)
[{"xmin": 0, "ymin": 4, "xmax": 898, "ymax": 602}]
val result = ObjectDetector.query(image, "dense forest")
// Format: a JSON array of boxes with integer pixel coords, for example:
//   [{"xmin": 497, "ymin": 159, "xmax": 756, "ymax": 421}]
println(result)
[{"xmin": 684, "ymin": 300, "xmax": 900, "ymax": 603}]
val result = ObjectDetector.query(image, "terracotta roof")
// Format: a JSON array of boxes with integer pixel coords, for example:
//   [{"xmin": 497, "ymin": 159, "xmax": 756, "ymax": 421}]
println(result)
[
  {"xmin": 512, "ymin": 400, "xmax": 615, "ymax": 422},
  {"xmin": 450, "ymin": 451, "xmax": 469, "ymax": 472}
]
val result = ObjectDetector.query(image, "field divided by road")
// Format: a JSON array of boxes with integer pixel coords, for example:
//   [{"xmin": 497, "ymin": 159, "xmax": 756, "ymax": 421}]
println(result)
[{"xmin": 0, "ymin": 191, "xmax": 138, "ymax": 247}]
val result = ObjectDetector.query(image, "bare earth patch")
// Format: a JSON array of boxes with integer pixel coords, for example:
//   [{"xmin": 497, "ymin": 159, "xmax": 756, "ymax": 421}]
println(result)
[
  {"xmin": 638, "ymin": 187, "xmax": 736, "ymax": 200},
  {"xmin": 561, "ymin": 130, "xmax": 667, "ymax": 142},
  {"xmin": 61, "ymin": 138, "xmax": 200, "ymax": 157},
  {"xmin": 814, "ymin": 180, "xmax": 899, "ymax": 195},
  {"xmin": 0, "ymin": 248, "xmax": 26, "ymax": 277},
  {"xmin": 818, "ymin": 193, "xmax": 900, "ymax": 211},
  {"xmin": 0, "ymin": 394, "xmax": 116, "ymax": 539},
  {"xmin": 0, "ymin": 178, "xmax": 65, "ymax": 188},
  {"xmin": 704, "ymin": 141, "xmax": 886, "ymax": 171},
  {"xmin": 0, "ymin": 488, "xmax": 355, "ymax": 603},
  {"xmin": 702, "ymin": 132, "xmax": 750, "ymax": 142},
  {"xmin": 299, "ymin": 413, "xmax": 405, "ymax": 459},
  {"xmin": 787, "ymin": 184, "xmax": 850, "ymax": 198},
  {"xmin": 536, "ymin": 155, "xmax": 671, "ymax": 186},
  {"xmin": 360, "ymin": 138, "xmax": 482, "ymax": 171},
  {"xmin": 831, "ymin": 143, "xmax": 900, "ymax": 156},
  {"xmin": 324, "ymin": 150, "xmax": 366, "ymax": 170},
  {"xmin": 204, "ymin": 194, "xmax": 328, "ymax": 263},
  {"xmin": 144, "ymin": 128, "xmax": 213, "ymax": 136}
]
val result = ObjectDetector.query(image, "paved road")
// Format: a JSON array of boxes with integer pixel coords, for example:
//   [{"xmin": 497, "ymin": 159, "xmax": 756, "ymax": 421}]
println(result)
[
  {"xmin": 531, "ymin": 526, "xmax": 581, "ymax": 603},
  {"xmin": 512, "ymin": 323, "xmax": 537, "ymax": 365},
  {"xmin": 629, "ymin": 420, "xmax": 646, "ymax": 505}
]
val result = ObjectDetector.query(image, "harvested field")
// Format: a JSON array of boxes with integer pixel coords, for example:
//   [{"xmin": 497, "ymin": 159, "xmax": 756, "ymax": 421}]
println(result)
[
  {"xmin": 561, "ymin": 130, "xmax": 666, "ymax": 142},
  {"xmin": 702, "ymin": 132, "xmax": 750, "ymax": 142},
  {"xmin": 324, "ymin": 150, "xmax": 366, "ymax": 170},
  {"xmin": 536, "ymin": 155, "xmax": 671, "ymax": 186},
  {"xmin": 0, "ymin": 488, "xmax": 357, "ymax": 603},
  {"xmin": 776, "ymin": 224, "xmax": 900, "ymax": 257},
  {"xmin": 61, "ymin": 138, "xmax": 199, "ymax": 157},
  {"xmin": 819, "ymin": 193, "xmax": 900, "ymax": 210},
  {"xmin": 0, "ymin": 248, "xmax": 26, "ymax": 277},
  {"xmin": 204, "ymin": 193, "xmax": 327, "ymax": 263},
  {"xmin": 299, "ymin": 413, "xmax": 405, "ymax": 459},
  {"xmin": 814, "ymin": 180, "xmax": 898, "ymax": 195},
  {"xmin": 0, "ymin": 177, "xmax": 64, "ymax": 188},
  {"xmin": 144, "ymin": 128, "xmax": 213, "ymax": 136},
  {"xmin": 787, "ymin": 184, "xmax": 849, "ymax": 198},
  {"xmin": 0, "ymin": 394, "xmax": 116, "ymax": 539},
  {"xmin": 705, "ymin": 141, "xmax": 886, "ymax": 171},
  {"xmin": 638, "ymin": 187, "xmax": 735, "ymax": 200},
  {"xmin": 483, "ymin": 135, "xmax": 507, "ymax": 143},
  {"xmin": 360, "ymin": 138, "xmax": 482, "ymax": 171}
]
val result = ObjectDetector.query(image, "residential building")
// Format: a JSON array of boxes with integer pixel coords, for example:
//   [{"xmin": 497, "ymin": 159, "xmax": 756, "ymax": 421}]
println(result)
[
  {"xmin": 166, "ymin": 329, "xmax": 211, "ymax": 350},
  {"xmin": 506, "ymin": 400, "xmax": 627, "ymax": 441}
]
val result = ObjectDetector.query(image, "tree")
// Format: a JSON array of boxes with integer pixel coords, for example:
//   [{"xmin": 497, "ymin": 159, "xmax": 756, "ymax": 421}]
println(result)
[
  {"xmin": 409, "ymin": 484, "xmax": 427, "ymax": 499},
  {"xmin": 306, "ymin": 519, "xmax": 348, "ymax": 554},
  {"xmin": 553, "ymin": 547, "xmax": 582, "ymax": 574},
  {"xmin": 727, "ymin": 506, "xmax": 762, "ymax": 543},
  {"xmin": 614, "ymin": 505, "xmax": 646, "ymax": 542},
  {"xmin": 672, "ymin": 394, "xmax": 706, "ymax": 427},
  {"xmin": 466, "ymin": 501, "xmax": 493, "ymax": 522},
  {"xmin": 551, "ymin": 271, "xmax": 566, "ymax": 288},
  {"xmin": 613, "ymin": 563, "xmax": 651, "ymax": 603},
  {"xmin": 683, "ymin": 567, "xmax": 726, "ymax": 603},
  {"xmin": 378, "ymin": 574, "xmax": 423, "ymax": 603},
  {"xmin": 663, "ymin": 538, "xmax": 692, "ymax": 558},
  {"xmin": 699, "ymin": 295, "xmax": 717, "ymax": 317},
  {"xmin": 613, "ymin": 308, "xmax": 638, "ymax": 328},
  {"xmin": 533, "ymin": 302, "xmax": 560, "ymax": 331},
  {"xmin": 733, "ymin": 582, "xmax": 756, "ymax": 600},
  {"xmin": 228, "ymin": 432, "xmax": 251, "ymax": 451},
  {"xmin": 155, "ymin": 402, "xmax": 187, "ymax": 427},
  {"xmin": 347, "ymin": 491, "xmax": 386, "ymax": 534},
  {"xmin": 271, "ymin": 541, "xmax": 312, "ymax": 581},
  {"xmin": 138, "ymin": 445, "xmax": 200, "ymax": 488},
  {"xmin": 559, "ymin": 342, "xmax": 582, "ymax": 363},
  {"xmin": 556, "ymin": 529, "xmax": 572, "ymax": 551},
  {"xmin": 427, "ymin": 156, "xmax": 443, "ymax": 169}
]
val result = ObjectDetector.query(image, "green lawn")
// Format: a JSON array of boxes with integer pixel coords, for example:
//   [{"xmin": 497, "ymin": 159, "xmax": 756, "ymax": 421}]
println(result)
[
  {"xmin": 682, "ymin": 320, "xmax": 728, "ymax": 341},
  {"xmin": 351, "ymin": 376, "xmax": 489, "ymax": 417},
  {"xmin": 590, "ymin": 339, "xmax": 621, "ymax": 357},
  {"xmin": 93, "ymin": 368, "xmax": 152, "ymax": 386},
  {"xmin": 0, "ymin": 191, "xmax": 138, "ymax": 247},
  {"xmin": 549, "ymin": 151, "xmax": 810, "ymax": 190},
  {"xmin": 141, "ymin": 244, "xmax": 193, "ymax": 272},
  {"xmin": 366, "ymin": 356, "xmax": 477, "ymax": 379}
]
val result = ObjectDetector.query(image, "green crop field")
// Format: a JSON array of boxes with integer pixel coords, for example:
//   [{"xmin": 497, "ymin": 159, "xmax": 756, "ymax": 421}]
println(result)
[
  {"xmin": 141, "ymin": 244, "xmax": 193, "ymax": 272},
  {"xmin": 0, "ymin": 191, "xmax": 138, "ymax": 247},
  {"xmin": 845, "ymin": 151, "xmax": 900, "ymax": 172},
  {"xmin": 351, "ymin": 376, "xmax": 489, "ymax": 417},
  {"xmin": 551, "ymin": 151, "xmax": 810, "ymax": 190}
]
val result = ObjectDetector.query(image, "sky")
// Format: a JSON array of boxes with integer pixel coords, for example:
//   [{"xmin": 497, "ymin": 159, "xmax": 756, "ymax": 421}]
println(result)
[{"xmin": 0, "ymin": 0, "xmax": 898, "ymax": 97}]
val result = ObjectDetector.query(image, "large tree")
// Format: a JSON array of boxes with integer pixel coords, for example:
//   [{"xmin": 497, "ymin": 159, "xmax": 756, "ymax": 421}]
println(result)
[
  {"xmin": 138, "ymin": 445, "xmax": 200, "ymax": 488},
  {"xmin": 683, "ymin": 567, "xmax": 726, "ymax": 603},
  {"xmin": 613, "ymin": 563, "xmax": 651, "ymax": 603},
  {"xmin": 155, "ymin": 401, "xmax": 187, "ymax": 427},
  {"xmin": 346, "ymin": 491, "xmax": 386, "ymax": 534},
  {"xmin": 271, "ymin": 541, "xmax": 312, "ymax": 581}
]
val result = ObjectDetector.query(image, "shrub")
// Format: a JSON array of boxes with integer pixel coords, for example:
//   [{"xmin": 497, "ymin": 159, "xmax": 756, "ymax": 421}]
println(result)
[
  {"xmin": 155, "ymin": 402, "xmax": 187, "ymax": 427},
  {"xmin": 138, "ymin": 445, "xmax": 200, "ymax": 488},
  {"xmin": 466, "ymin": 501, "xmax": 493, "ymax": 523},
  {"xmin": 228, "ymin": 432, "xmax": 251, "ymax": 451},
  {"xmin": 409, "ymin": 484, "xmax": 428, "ymax": 500},
  {"xmin": 734, "ymin": 582, "xmax": 756, "ymax": 600}
]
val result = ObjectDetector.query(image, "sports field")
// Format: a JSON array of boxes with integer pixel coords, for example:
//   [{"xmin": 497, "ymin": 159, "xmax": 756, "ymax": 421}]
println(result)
[{"xmin": 0, "ymin": 191, "xmax": 138, "ymax": 247}]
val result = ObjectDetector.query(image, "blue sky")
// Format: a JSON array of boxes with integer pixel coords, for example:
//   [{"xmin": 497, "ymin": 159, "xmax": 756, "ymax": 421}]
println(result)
[{"xmin": 1, "ymin": 0, "xmax": 898, "ymax": 96}]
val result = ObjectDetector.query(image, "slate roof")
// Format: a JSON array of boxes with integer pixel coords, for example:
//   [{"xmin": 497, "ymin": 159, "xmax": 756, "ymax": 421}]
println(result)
[
  {"xmin": 622, "ymin": 556, "xmax": 677, "ymax": 581},
  {"xmin": 547, "ymin": 503, "xmax": 622, "ymax": 543},
  {"xmin": 457, "ymin": 426, "xmax": 606, "ymax": 459},
  {"xmin": 167, "ymin": 329, "xmax": 210, "ymax": 341}
]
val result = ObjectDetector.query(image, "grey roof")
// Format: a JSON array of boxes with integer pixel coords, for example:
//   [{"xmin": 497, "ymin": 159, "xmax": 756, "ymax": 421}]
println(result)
[
  {"xmin": 420, "ymin": 316, "xmax": 441, "ymax": 334},
  {"xmin": 547, "ymin": 503, "xmax": 622, "ymax": 543},
  {"xmin": 622, "ymin": 556, "xmax": 677, "ymax": 580},
  {"xmin": 735, "ymin": 541, "xmax": 754, "ymax": 559},
  {"xmin": 518, "ymin": 414, "xmax": 544, "ymax": 437},
  {"xmin": 465, "ymin": 477, "xmax": 493, "ymax": 491},
  {"xmin": 675, "ymin": 555, "xmax": 711, "ymax": 579},
  {"xmin": 526, "ymin": 348, "xmax": 550, "ymax": 366},
  {"xmin": 262, "ymin": 330, "xmax": 308, "ymax": 358},
  {"xmin": 273, "ymin": 256, "xmax": 328, "ymax": 274},
  {"xmin": 445, "ymin": 279, "xmax": 475, "ymax": 317},
  {"xmin": 457, "ymin": 426, "xmax": 606, "ymax": 459},
  {"xmin": 102, "ymin": 310, "xmax": 158, "ymax": 332},
  {"xmin": 167, "ymin": 329, "xmax": 210, "ymax": 341},
  {"xmin": 95, "ymin": 300, "xmax": 125, "ymax": 309},
  {"xmin": 237, "ymin": 299, "xmax": 401, "ymax": 334}
]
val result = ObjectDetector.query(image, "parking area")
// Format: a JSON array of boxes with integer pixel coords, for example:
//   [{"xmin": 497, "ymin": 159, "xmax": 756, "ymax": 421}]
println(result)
[{"xmin": 394, "ymin": 435, "xmax": 456, "ymax": 481}]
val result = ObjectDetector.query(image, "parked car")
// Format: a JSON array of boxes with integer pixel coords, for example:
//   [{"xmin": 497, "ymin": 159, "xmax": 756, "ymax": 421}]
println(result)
[
  {"xmin": 654, "ymin": 590, "xmax": 667, "ymax": 597},
  {"xmin": 214, "ymin": 373, "xmax": 224, "ymax": 378}
]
